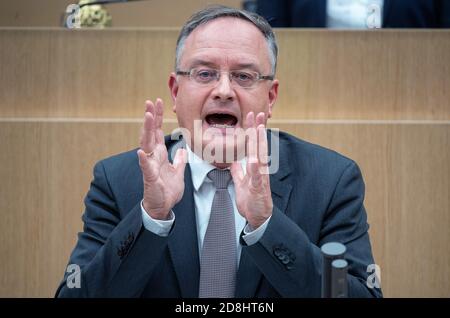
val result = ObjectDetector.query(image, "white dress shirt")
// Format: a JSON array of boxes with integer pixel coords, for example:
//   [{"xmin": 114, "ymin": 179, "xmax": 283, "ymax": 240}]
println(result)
[
  {"xmin": 327, "ymin": 0, "xmax": 384, "ymax": 29},
  {"xmin": 141, "ymin": 145, "xmax": 271, "ymax": 263}
]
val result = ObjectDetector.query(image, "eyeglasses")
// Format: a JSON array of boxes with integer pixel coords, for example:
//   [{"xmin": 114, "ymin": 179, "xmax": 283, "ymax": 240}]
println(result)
[{"xmin": 176, "ymin": 68, "xmax": 274, "ymax": 88}]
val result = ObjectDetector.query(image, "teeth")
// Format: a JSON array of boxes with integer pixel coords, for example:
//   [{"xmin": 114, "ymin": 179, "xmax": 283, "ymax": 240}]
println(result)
[{"xmin": 210, "ymin": 124, "xmax": 234, "ymax": 128}]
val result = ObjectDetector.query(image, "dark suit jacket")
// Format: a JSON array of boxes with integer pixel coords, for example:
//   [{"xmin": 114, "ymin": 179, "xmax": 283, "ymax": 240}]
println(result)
[
  {"xmin": 56, "ymin": 131, "xmax": 381, "ymax": 297},
  {"xmin": 257, "ymin": 0, "xmax": 450, "ymax": 28}
]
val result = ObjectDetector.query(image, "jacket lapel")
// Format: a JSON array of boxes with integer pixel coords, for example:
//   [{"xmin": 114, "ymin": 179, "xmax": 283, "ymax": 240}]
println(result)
[
  {"xmin": 167, "ymin": 139, "xmax": 201, "ymax": 297},
  {"xmin": 235, "ymin": 130, "xmax": 292, "ymax": 297}
]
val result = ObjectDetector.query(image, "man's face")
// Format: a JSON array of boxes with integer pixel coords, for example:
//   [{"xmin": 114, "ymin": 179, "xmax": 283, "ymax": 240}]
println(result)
[{"xmin": 169, "ymin": 17, "xmax": 278, "ymax": 164}]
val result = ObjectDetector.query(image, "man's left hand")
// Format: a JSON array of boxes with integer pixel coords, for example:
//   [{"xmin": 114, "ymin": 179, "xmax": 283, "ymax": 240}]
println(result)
[{"xmin": 231, "ymin": 111, "xmax": 273, "ymax": 229}]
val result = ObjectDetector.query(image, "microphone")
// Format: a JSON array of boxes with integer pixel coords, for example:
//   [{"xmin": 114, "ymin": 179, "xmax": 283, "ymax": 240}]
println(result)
[
  {"xmin": 320, "ymin": 242, "xmax": 346, "ymax": 298},
  {"xmin": 331, "ymin": 259, "xmax": 348, "ymax": 298}
]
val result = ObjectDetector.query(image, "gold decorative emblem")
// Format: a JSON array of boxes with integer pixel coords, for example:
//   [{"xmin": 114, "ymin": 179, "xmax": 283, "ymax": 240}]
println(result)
[{"xmin": 78, "ymin": 0, "xmax": 112, "ymax": 28}]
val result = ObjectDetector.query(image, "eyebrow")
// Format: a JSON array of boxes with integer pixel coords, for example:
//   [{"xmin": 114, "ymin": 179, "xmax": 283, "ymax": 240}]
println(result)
[
  {"xmin": 188, "ymin": 59, "xmax": 218, "ymax": 69},
  {"xmin": 187, "ymin": 59, "xmax": 261, "ymax": 72},
  {"xmin": 233, "ymin": 63, "xmax": 260, "ymax": 71}
]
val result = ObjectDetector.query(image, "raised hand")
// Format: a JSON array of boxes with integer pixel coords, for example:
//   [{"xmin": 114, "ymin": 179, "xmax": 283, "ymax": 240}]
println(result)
[
  {"xmin": 230, "ymin": 112, "xmax": 273, "ymax": 229},
  {"xmin": 137, "ymin": 98, "xmax": 187, "ymax": 220}
]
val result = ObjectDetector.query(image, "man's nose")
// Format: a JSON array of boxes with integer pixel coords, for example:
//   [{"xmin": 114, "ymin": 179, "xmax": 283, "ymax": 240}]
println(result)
[{"xmin": 212, "ymin": 73, "xmax": 236, "ymax": 101}]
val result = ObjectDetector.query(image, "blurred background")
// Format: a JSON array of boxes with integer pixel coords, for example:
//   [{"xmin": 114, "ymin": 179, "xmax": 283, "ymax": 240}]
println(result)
[
  {"xmin": 0, "ymin": 0, "xmax": 242, "ymax": 27},
  {"xmin": 1, "ymin": 0, "xmax": 448, "ymax": 28}
]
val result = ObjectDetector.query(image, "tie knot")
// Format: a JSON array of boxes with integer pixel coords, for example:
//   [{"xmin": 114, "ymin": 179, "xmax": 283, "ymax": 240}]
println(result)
[{"xmin": 207, "ymin": 169, "xmax": 231, "ymax": 189}]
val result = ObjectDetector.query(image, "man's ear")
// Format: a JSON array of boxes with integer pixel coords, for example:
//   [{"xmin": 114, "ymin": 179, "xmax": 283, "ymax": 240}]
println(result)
[
  {"xmin": 168, "ymin": 73, "xmax": 178, "ymax": 113},
  {"xmin": 267, "ymin": 79, "xmax": 279, "ymax": 119}
]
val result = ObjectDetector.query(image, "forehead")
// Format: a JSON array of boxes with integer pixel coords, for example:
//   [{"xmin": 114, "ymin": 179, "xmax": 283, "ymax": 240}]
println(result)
[{"xmin": 180, "ymin": 17, "xmax": 271, "ymax": 70}]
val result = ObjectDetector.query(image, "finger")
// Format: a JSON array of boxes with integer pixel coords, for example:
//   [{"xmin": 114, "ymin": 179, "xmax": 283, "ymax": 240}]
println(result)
[
  {"xmin": 145, "ymin": 100, "xmax": 155, "ymax": 117},
  {"xmin": 140, "ymin": 111, "xmax": 156, "ymax": 153},
  {"xmin": 256, "ymin": 112, "xmax": 266, "ymax": 127},
  {"xmin": 155, "ymin": 98, "xmax": 165, "ymax": 145},
  {"xmin": 245, "ymin": 111, "xmax": 255, "ymax": 129},
  {"xmin": 155, "ymin": 98, "xmax": 164, "ymax": 130},
  {"xmin": 142, "ymin": 100, "xmax": 156, "ymax": 150},
  {"xmin": 249, "ymin": 161, "xmax": 262, "ymax": 188},
  {"xmin": 173, "ymin": 148, "xmax": 187, "ymax": 173},
  {"xmin": 156, "ymin": 128, "xmax": 165, "ymax": 145},
  {"xmin": 230, "ymin": 161, "xmax": 244, "ymax": 186},
  {"xmin": 137, "ymin": 149, "xmax": 159, "ymax": 182},
  {"xmin": 246, "ymin": 114, "xmax": 258, "ymax": 163},
  {"xmin": 257, "ymin": 124, "xmax": 269, "ymax": 167}
]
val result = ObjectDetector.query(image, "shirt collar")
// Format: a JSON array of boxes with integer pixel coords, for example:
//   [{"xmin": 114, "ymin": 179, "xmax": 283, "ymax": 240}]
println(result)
[{"xmin": 186, "ymin": 144, "xmax": 246, "ymax": 192}]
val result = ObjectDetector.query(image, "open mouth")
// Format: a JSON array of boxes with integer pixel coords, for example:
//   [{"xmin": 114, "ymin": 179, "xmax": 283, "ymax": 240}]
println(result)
[{"xmin": 205, "ymin": 113, "xmax": 238, "ymax": 128}]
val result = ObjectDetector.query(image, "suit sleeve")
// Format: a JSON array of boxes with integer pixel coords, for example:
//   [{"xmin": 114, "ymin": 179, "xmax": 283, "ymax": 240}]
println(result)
[
  {"xmin": 242, "ymin": 161, "xmax": 382, "ymax": 298},
  {"xmin": 55, "ymin": 160, "xmax": 170, "ymax": 297}
]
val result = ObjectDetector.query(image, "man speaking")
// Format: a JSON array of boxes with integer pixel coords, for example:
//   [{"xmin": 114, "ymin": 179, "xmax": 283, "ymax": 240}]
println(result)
[{"xmin": 56, "ymin": 5, "xmax": 381, "ymax": 298}]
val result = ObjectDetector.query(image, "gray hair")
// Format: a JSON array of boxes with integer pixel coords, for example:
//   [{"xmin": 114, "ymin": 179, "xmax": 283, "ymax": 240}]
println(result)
[{"xmin": 175, "ymin": 5, "xmax": 278, "ymax": 75}]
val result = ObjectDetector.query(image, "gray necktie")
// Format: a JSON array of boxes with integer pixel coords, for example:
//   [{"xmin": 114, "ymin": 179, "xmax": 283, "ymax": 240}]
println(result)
[{"xmin": 198, "ymin": 169, "xmax": 237, "ymax": 298}]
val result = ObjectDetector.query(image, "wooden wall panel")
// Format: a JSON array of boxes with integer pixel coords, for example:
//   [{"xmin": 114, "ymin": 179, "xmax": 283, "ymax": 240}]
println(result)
[
  {"xmin": 276, "ymin": 30, "xmax": 450, "ymax": 120},
  {"xmin": 0, "ymin": 120, "xmax": 448, "ymax": 297},
  {"xmin": 0, "ymin": 121, "xmax": 139, "ymax": 297},
  {"xmin": 1, "ymin": 29, "xmax": 449, "ymax": 120},
  {"xmin": 0, "ymin": 29, "xmax": 178, "ymax": 119}
]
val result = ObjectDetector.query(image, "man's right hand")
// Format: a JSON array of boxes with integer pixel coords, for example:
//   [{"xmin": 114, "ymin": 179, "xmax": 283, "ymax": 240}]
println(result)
[{"xmin": 137, "ymin": 98, "xmax": 187, "ymax": 220}]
